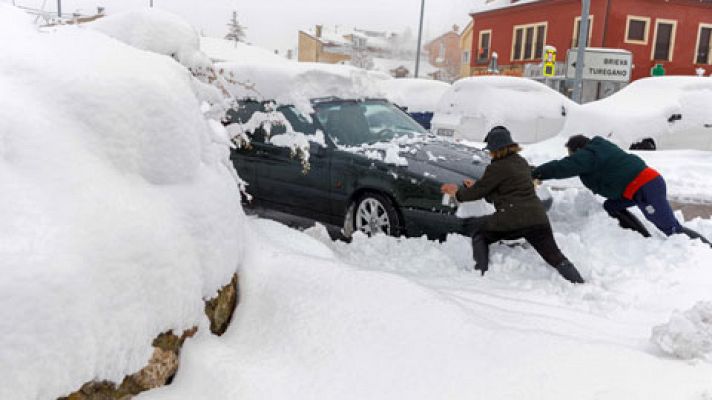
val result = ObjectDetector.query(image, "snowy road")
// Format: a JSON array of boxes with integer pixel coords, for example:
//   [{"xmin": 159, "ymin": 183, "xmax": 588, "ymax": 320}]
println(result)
[{"xmin": 142, "ymin": 188, "xmax": 712, "ymax": 400}]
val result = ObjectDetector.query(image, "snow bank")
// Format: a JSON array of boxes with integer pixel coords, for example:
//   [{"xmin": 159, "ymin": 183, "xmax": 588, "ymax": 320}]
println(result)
[
  {"xmin": 0, "ymin": 6, "xmax": 243, "ymax": 399},
  {"xmin": 652, "ymin": 302, "xmax": 712, "ymax": 361},
  {"xmin": 562, "ymin": 77, "xmax": 712, "ymax": 149},
  {"xmin": 216, "ymin": 61, "xmax": 389, "ymax": 115},
  {"xmin": 432, "ymin": 76, "xmax": 575, "ymax": 142},
  {"xmin": 141, "ymin": 210, "xmax": 712, "ymax": 400},
  {"xmin": 379, "ymin": 78, "xmax": 450, "ymax": 113},
  {"xmin": 200, "ymin": 36, "xmax": 289, "ymax": 64},
  {"xmin": 90, "ymin": 8, "xmax": 210, "ymax": 69}
]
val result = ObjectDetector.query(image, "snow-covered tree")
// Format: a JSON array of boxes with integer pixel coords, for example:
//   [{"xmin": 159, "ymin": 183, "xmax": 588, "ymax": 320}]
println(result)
[{"xmin": 224, "ymin": 11, "xmax": 246, "ymax": 43}]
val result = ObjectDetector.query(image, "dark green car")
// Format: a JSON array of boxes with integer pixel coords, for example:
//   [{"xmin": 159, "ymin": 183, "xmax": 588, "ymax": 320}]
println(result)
[{"xmin": 226, "ymin": 98, "xmax": 546, "ymax": 239}]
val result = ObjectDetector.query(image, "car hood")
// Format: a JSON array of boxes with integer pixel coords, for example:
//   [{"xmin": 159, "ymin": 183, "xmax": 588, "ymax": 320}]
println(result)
[{"xmin": 399, "ymin": 140, "xmax": 489, "ymax": 183}]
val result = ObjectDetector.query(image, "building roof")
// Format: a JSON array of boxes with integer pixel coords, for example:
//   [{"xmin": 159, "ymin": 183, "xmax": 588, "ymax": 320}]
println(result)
[
  {"xmin": 470, "ymin": 0, "xmax": 543, "ymax": 15},
  {"xmin": 200, "ymin": 36, "xmax": 289, "ymax": 64}
]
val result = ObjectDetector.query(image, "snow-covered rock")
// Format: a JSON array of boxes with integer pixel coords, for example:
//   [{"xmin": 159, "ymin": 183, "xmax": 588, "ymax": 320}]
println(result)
[{"xmin": 0, "ymin": 5, "xmax": 244, "ymax": 399}]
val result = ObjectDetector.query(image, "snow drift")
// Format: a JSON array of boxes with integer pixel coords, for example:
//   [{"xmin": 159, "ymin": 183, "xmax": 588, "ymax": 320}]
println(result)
[
  {"xmin": 0, "ymin": 6, "xmax": 243, "ymax": 399},
  {"xmin": 379, "ymin": 78, "xmax": 450, "ymax": 113}
]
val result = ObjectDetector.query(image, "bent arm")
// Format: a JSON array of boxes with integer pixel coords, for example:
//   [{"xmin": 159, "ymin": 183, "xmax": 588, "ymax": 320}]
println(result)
[
  {"xmin": 532, "ymin": 150, "xmax": 596, "ymax": 180},
  {"xmin": 456, "ymin": 165, "xmax": 503, "ymax": 202}
]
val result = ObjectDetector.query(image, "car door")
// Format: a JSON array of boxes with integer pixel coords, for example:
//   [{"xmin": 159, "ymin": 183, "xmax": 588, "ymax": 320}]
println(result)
[{"xmin": 248, "ymin": 105, "xmax": 334, "ymax": 221}]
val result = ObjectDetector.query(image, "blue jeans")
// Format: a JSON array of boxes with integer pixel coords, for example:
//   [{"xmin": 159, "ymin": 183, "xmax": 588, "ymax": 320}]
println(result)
[{"xmin": 603, "ymin": 176, "xmax": 682, "ymax": 236}]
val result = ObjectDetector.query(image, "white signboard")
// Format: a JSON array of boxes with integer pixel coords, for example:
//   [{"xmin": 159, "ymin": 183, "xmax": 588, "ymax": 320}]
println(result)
[{"xmin": 565, "ymin": 48, "xmax": 633, "ymax": 82}]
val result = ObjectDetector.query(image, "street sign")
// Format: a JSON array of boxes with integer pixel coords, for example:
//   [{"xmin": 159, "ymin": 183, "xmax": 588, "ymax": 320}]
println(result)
[
  {"xmin": 565, "ymin": 48, "xmax": 633, "ymax": 82},
  {"xmin": 543, "ymin": 45, "xmax": 556, "ymax": 77}
]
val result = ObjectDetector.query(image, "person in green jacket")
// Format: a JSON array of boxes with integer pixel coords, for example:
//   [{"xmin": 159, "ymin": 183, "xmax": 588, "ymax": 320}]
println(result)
[
  {"xmin": 532, "ymin": 135, "xmax": 711, "ymax": 244},
  {"xmin": 441, "ymin": 126, "xmax": 584, "ymax": 284}
]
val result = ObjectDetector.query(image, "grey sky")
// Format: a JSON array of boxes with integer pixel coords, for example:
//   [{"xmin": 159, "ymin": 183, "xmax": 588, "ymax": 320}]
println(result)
[{"xmin": 15, "ymin": 0, "xmax": 478, "ymax": 53}]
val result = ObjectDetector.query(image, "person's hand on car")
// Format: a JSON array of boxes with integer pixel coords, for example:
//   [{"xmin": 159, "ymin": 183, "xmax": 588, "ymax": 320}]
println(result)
[
  {"xmin": 440, "ymin": 183, "xmax": 458, "ymax": 197},
  {"xmin": 463, "ymin": 178, "xmax": 476, "ymax": 188}
]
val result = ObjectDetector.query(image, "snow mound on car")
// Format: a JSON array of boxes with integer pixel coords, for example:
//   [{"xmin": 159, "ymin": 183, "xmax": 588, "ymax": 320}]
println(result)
[
  {"xmin": 379, "ymin": 78, "xmax": 450, "ymax": 113},
  {"xmin": 0, "ymin": 6, "xmax": 244, "ymax": 399},
  {"xmin": 217, "ymin": 61, "xmax": 389, "ymax": 115},
  {"xmin": 562, "ymin": 76, "xmax": 712, "ymax": 149}
]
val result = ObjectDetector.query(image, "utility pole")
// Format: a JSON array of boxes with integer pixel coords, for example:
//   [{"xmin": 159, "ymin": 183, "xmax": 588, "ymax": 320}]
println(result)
[
  {"xmin": 414, "ymin": 0, "xmax": 425, "ymax": 78},
  {"xmin": 572, "ymin": 0, "xmax": 590, "ymax": 103},
  {"xmin": 57, "ymin": 0, "xmax": 62, "ymax": 18},
  {"xmin": 150, "ymin": 0, "xmax": 154, "ymax": 7}
]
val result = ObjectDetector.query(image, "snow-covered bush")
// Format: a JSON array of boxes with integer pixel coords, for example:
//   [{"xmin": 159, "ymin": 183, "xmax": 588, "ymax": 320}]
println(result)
[
  {"xmin": 0, "ymin": 5, "xmax": 244, "ymax": 399},
  {"xmin": 651, "ymin": 302, "xmax": 712, "ymax": 361}
]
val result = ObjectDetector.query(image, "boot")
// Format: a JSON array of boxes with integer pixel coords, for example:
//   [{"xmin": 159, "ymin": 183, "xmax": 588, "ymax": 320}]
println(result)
[
  {"xmin": 680, "ymin": 226, "xmax": 712, "ymax": 247},
  {"xmin": 554, "ymin": 260, "xmax": 585, "ymax": 284},
  {"xmin": 611, "ymin": 210, "xmax": 651, "ymax": 238},
  {"xmin": 472, "ymin": 232, "xmax": 490, "ymax": 275}
]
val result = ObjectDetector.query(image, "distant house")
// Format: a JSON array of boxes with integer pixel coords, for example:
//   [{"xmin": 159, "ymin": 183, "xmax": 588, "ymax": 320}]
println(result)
[
  {"xmin": 467, "ymin": 0, "xmax": 712, "ymax": 81},
  {"xmin": 459, "ymin": 21, "xmax": 474, "ymax": 78},
  {"xmin": 371, "ymin": 57, "xmax": 440, "ymax": 79},
  {"xmin": 297, "ymin": 25, "xmax": 400, "ymax": 66},
  {"xmin": 424, "ymin": 25, "xmax": 462, "ymax": 81}
]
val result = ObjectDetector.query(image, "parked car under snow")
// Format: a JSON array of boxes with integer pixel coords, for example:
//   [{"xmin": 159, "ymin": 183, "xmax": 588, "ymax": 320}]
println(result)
[
  {"xmin": 431, "ymin": 76, "xmax": 575, "ymax": 144},
  {"xmin": 220, "ymin": 62, "xmax": 551, "ymax": 239},
  {"xmin": 563, "ymin": 77, "xmax": 712, "ymax": 151}
]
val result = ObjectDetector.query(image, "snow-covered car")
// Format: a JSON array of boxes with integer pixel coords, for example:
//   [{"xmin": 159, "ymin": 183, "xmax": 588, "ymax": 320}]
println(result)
[
  {"xmin": 219, "ymin": 62, "xmax": 551, "ymax": 239},
  {"xmin": 562, "ymin": 77, "xmax": 712, "ymax": 151},
  {"xmin": 431, "ymin": 76, "xmax": 576, "ymax": 143},
  {"xmin": 378, "ymin": 78, "xmax": 451, "ymax": 130}
]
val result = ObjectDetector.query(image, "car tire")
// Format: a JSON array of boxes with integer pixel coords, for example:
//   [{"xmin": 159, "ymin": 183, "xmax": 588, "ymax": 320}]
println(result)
[
  {"xmin": 630, "ymin": 138, "xmax": 657, "ymax": 151},
  {"xmin": 352, "ymin": 192, "xmax": 402, "ymax": 237}
]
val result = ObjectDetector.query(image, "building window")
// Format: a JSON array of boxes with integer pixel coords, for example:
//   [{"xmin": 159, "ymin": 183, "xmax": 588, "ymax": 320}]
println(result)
[
  {"xmin": 512, "ymin": 22, "xmax": 547, "ymax": 61},
  {"xmin": 695, "ymin": 24, "xmax": 712, "ymax": 64},
  {"xmin": 652, "ymin": 19, "xmax": 677, "ymax": 61},
  {"xmin": 478, "ymin": 30, "xmax": 492, "ymax": 63},
  {"xmin": 625, "ymin": 16, "xmax": 650, "ymax": 44},
  {"xmin": 463, "ymin": 50, "xmax": 470, "ymax": 64},
  {"xmin": 572, "ymin": 16, "xmax": 594, "ymax": 48},
  {"xmin": 438, "ymin": 42, "xmax": 446, "ymax": 60}
]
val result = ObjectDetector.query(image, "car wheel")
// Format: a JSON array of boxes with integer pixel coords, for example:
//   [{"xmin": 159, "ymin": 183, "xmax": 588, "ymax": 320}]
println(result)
[
  {"xmin": 630, "ymin": 138, "xmax": 656, "ymax": 151},
  {"xmin": 352, "ymin": 192, "xmax": 402, "ymax": 237}
]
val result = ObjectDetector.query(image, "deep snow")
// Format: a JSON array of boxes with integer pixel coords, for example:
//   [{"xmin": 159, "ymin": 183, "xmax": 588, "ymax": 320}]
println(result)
[
  {"xmin": 0, "ymin": 6, "xmax": 244, "ymax": 399},
  {"xmin": 141, "ymin": 189, "xmax": 712, "ymax": 399}
]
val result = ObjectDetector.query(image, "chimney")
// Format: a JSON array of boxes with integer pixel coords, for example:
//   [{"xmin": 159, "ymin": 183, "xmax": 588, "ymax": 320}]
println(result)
[
  {"xmin": 453, "ymin": 24, "xmax": 460, "ymax": 33},
  {"xmin": 315, "ymin": 24, "xmax": 323, "ymax": 38},
  {"xmin": 97, "ymin": 6, "xmax": 105, "ymax": 14}
]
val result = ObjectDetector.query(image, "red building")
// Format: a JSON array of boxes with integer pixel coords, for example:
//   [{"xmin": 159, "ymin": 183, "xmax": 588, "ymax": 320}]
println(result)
[
  {"xmin": 469, "ymin": 0, "xmax": 712, "ymax": 81},
  {"xmin": 424, "ymin": 26, "xmax": 462, "ymax": 81}
]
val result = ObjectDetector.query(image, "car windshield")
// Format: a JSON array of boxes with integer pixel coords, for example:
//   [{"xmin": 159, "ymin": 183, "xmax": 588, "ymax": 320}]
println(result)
[{"xmin": 314, "ymin": 100, "xmax": 427, "ymax": 146}]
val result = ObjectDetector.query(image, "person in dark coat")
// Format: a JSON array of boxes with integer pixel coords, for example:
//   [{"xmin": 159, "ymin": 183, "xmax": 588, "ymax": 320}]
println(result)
[
  {"xmin": 441, "ymin": 126, "xmax": 584, "ymax": 284},
  {"xmin": 532, "ymin": 135, "xmax": 711, "ymax": 245}
]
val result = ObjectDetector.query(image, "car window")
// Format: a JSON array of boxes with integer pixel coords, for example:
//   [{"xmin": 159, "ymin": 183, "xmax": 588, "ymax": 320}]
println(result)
[
  {"xmin": 277, "ymin": 106, "xmax": 316, "ymax": 135},
  {"xmin": 315, "ymin": 100, "xmax": 426, "ymax": 146},
  {"xmin": 225, "ymin": 100, "xmax": 268, "ymax": 143}
]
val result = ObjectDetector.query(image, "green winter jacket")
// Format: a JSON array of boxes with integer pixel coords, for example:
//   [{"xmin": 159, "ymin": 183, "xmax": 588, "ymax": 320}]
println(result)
[
  {"xmin": 457, "ymin": 153, "xmax": 549, "ymax": 232},
  {"xmin": 532, "ymin": 136, "xmax": 646, "ymax": 200}
]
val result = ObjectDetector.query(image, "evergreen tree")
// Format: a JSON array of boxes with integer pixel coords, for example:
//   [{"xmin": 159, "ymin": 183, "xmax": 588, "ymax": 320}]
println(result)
[{"xmin": 225, "ymin": 11, "xmax": 246, "ymax": 43}]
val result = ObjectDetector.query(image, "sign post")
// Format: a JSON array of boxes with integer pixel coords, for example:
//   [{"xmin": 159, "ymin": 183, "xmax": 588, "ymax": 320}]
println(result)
[
  {"xmin": 565, "ymin": 48, "xmax": 633, "ymax": 83},
  {"xmin": 543, "ymin": 45, "xmax": 557, "ymax": 77},
  {"xmin": 572, "ymin": 0, "xmax": 591, "ymax": 103}
]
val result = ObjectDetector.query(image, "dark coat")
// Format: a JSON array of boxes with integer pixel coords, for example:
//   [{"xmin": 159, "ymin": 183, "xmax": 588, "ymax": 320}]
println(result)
[
  {"xmin": 532, "ymin": 136, "xmax": 646, "ymax": 200},
  {"xmin": 456, "ymin": 153, "xmax": 549, "ymax": 232}
]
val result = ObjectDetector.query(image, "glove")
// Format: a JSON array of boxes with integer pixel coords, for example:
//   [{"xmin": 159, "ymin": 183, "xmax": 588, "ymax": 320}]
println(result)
[{"xmin": 474, "ymin": 264, "xmax": 488, "ymax": 276}]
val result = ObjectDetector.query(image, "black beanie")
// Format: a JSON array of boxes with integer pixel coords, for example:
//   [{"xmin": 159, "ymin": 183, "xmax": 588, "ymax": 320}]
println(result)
[{"xmin": 565, "ymin": 135, "xmax": 591, "ymax": 153}]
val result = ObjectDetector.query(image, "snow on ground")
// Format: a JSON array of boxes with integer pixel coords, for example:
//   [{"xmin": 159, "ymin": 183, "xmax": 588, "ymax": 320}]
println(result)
[
  {"xmin": 0, "ymin": 6, "xmax": 244, "ymax": 399},
  {"xmin": 200, "ymin": 36, "xmax": 289, "ymax": 64},
  {"xmin": 142, "ymin": 189, "xmax": 712, "ymax": 400}
]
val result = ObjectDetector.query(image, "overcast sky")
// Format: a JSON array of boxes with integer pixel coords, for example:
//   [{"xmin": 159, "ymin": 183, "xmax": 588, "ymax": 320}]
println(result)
[{"xmin": 14, "ymin": 0, "xmax": 478, "ymax": 53}]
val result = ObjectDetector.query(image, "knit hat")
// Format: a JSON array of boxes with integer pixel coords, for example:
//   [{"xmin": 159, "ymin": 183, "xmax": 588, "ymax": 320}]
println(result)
[{"xmin": 484, "ymin": 126, "xmax": 517, "ymax": 151}]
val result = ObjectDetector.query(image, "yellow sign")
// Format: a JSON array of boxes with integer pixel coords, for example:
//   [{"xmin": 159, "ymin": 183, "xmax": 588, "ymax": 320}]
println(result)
[{"xmin": 543, "ymin": 46, "xmax": 557, "ymax": 77}]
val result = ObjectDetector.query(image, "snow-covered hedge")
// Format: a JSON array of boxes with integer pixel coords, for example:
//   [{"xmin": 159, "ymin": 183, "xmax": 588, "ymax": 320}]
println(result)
[{"xmin": 0, "ymin": 6, "xmax": 244, "ymax": 399}]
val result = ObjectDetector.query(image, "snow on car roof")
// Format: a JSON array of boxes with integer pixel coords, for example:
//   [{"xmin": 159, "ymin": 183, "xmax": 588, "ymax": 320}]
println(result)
[
  {"xmin": 378, "ymin": 78, "xmax": 450, "ymax": 113},
  {"xmin": 562, "ymin": 76, "xmax": 712, "ymax": 147},
  {"xmin": 217, "ymin": 61, "xmax": 390, "ymax": 114}
]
